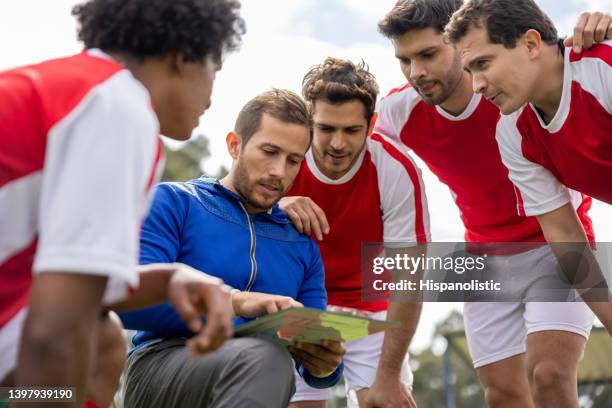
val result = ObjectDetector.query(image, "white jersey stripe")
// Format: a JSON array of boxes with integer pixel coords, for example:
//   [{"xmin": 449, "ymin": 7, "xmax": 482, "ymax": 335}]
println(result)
[{"xmin": 0, "ymin": 173, "xmax": 41, "ymax": 265}]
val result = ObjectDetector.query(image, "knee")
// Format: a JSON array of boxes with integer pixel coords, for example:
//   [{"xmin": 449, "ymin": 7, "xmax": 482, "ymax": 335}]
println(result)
[
  {"xmin": 530, "ymin": 361, "xmax": 572, "ymax": 393},
  {"xmin": 97, "ymin": 312, "xmax": 128, "ymax": 375},
  {"xmin": 246, "ymin": 339, "xmax": 293, "ymax": 376},
  {"xmin": 88, "ymin": 312, "xmax": 128, "ymax": 407},
  {"xmin": 484, "ymin": 384, "xmax": 524, "ymax": 407},
  {"xmin": 229, "ymin": 338, "xmax": 294, "ymax": 384}
]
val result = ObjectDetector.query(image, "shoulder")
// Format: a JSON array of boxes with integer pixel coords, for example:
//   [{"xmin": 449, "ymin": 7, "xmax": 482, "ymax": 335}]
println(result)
[
  {"xmin": 569, "ymin": 40, "xmax": 612, "ymax": 112},
  {"xmin": 375, "ymin": 84, "xmax": 425, "ymax": 139},
  {"xmin": 257, "ymin": 206, "xmax": 315, "ymax": 244},
  {"xmin": 79, "ymin": 69, "xmax": 157, "ymax": 134},
  {"xmin": 150, "ymin": 179, "xmax": 216, "ymax": 212},
  {"xmin": 18, "ymin": 52, "xmax": 156, "ymax": 132},
  {"xmin": 569, "ymin": 39, "xmax": 612, "ymax": 65},
  {"xmin": 496, "ymin": 108, "xmax": 527, "ymax": 141},
  {"xmin": 367, "ymin": 133, "xmax": 421, "ymax": 179},
  {"xmin": 377, "ymin": 83, "xmax": 422, "ymax": 118}
]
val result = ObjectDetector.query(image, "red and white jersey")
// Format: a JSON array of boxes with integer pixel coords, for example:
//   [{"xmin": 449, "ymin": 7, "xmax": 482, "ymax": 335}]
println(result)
[
  {"xmin": 286, "ymin": 134, "xmax": 430, "ymax": 312},
  {"xmin": 374, "ymin": 83, "xmax": 594, "ymax": 243},
  {"xmin": 0, "ymin": 50, "xmax": 164, "ymax": 332},
  {"xmin": 496, "ymin": 40, "xmax": 612, "ymax": 214}
]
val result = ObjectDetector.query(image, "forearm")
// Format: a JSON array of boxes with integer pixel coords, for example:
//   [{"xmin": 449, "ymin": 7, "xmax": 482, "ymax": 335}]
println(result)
[
  {"xmin": 15, "ymin": 273, "xmax": 107, "ymax": 407},
  {"xmin": 377, "ymin": 245, "xmax": 424, "ymax": 375},
  {"xmin": 538, "ymin": 205, "xmax": 609, "ymax": 295},
  {"xmin": 16, "ymin": 318, "xmax": 93, "ymax": 407},
  {"xmin": 538, "ymin": 205, "xmax": 612, "ymax": 333},
  {"xmin": 377, "ymin": 300, "xmax": 422, "ymax": 375},
  {"xmin": 106, "ymin": 263, "xmax": 177, "ymax": 311}
]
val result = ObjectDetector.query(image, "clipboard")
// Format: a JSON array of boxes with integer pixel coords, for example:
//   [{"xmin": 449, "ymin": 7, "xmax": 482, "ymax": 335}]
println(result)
[{"xmin": 234, "ymin": 307, "xmax": 399, "ymax": 346}]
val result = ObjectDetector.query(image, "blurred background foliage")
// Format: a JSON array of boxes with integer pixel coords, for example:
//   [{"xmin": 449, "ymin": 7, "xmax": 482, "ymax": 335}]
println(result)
[{"xmin": 162, "ymin": 134, "xmax": 228, "ymax": 182}]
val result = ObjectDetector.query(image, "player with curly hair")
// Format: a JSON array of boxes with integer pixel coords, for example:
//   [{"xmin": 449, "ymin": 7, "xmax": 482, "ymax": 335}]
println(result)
[
  {"xmin": 281, "ymin": 57, "xmax": 429, "ymax": 408},
  {"xmin": 0, "ymin": 1, "xmax": 244, "ymax": 406}
]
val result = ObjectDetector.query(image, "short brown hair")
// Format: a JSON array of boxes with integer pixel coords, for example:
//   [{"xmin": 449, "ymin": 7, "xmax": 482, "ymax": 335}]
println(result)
[
  {"xmin": 378, "ymin": 0, "xmax": 463, "ymax": 39},
  {"xmin": 302, "ymin": 57, "xmax": 379, "ymax": 122},
  {"xmin": 234, "ymin": 89, "xmax": 312, "ymax": 146},
  {"xmin": 445, "ymin": 0, "xmax": 558, "ymax": 48}
]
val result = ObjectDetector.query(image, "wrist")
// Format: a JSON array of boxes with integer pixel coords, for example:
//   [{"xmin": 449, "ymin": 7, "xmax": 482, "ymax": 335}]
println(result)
[
  {"xmin": 375, "ymin": 366, "xmax": 402, "ymax": 382},
  {"xmin": 229, "ymin": 288, "xmax": 241, "ymax": 318},
  {"xmin": 311, "ymin": 369, "xmax": 336, "ymax": 378}
]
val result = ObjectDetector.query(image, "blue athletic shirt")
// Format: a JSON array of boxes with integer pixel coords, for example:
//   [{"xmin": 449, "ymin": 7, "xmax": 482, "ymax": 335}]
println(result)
[{"xmin": 118, "ymin": 176, "xmax": 343, "ymax": 388}]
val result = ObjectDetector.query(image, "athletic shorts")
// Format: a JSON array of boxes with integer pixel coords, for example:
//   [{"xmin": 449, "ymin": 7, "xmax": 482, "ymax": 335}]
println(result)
[{"xmin": 464, "ymin": 245, "xmax": 595, "ymax": 368}]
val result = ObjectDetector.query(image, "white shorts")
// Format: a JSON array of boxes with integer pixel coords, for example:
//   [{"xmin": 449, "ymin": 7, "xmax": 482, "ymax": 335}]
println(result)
[
  {"xmin": 464, "ymin": 245, "xmax": 595, "ymax": 368},
  {"xmin": 291, "ymin": 310, "xmax": 413, "ymax": 407},
  {"xmin": 0, "ymin": 307, "xmax": 27, "ymax": 382}
]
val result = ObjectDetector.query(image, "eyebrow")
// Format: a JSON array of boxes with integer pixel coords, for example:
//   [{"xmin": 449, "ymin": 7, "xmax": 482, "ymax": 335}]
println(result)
[
  {"xmin": 260, "ymin": 142, "xmax": 305, "ymax": 160},
  {"xmin": 465, "ymin": 53, "xmax": 493, "ymax": 71},
  {"xmin": 417, "ymin": 46, "xmax": 438, "ymax": 56},
  {"xmin": 315, "ymin": 122, "xmax": 365, "ymax": 130},
  {"xmin": 396, "ymin": 46, "xmax": 438, "ymax": 59}
]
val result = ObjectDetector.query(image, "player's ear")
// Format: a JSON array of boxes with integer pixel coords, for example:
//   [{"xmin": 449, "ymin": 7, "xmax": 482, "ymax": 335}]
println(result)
[
  {"xmin": 522, "ymin": 29, "xmax": 543, "ymax": 59},
  {"xmin": 160, "ymin": 52, "xmax": 184, "ymax": 77},
  {"xmin": 226, "ymin": 131, "xmax": 242, "ymax": 159}
]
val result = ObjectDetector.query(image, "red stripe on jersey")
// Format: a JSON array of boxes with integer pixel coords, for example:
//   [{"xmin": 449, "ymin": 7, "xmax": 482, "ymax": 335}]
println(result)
[
  {"xmin": 570, "ymin": 42, "xmax": 612, "ymax": 64},
  {"xmin": 382, "ymin": 83, "xmax": 412, "ymax": 99},
  {"xmin": 370, "ymin": 133, "xmax": 427, "ymax": 242},
  {"xmin": 0, "ymin": 238, "xmax": 37, "ymax": 327},
  {"xmin": 146, "ymin": 139, "xmax": 164, "ymax": 191},
  {"xmin": 576, "ymin": 194, "xmax": 595, "ymax": 244}
]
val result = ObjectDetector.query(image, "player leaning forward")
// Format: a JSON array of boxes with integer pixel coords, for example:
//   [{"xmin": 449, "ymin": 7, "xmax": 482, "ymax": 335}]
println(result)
[
  {"xmin": 371, "ymin": 1, "xmax": 611, "ymax": 407},
  {"xmin": 446, "ymin": 0, "xmax": 612, "ymax": 333},
  {"xmin": 0, "ymin": 0, "xmax": 244, "ymax": 406},
  {"xmin": 281, "ymin": 57, "xmax": 430, "ymax": 408}
]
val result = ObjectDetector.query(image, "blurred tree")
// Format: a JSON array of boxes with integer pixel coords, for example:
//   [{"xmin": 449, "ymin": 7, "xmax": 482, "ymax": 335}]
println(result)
[
  {"xmin": 410, "ymin": 310, "xmax": 485, "ymax": 408},
  {"xmin": 162, "ymin": 134, "xmax": 227, "ymax": 181},
  {"xmin": 216, "ymin": 165, "xmax": 229, "ymax": 179}
]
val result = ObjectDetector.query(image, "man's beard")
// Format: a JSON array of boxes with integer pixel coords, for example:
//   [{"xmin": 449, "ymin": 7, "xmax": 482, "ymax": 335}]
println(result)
[
  {"xmin": 233, "ymin": 159, "xmax": 284, "ymax": 211},
  {"xmin": 412, "ymin": 57, "xmax": 463, "ymax": 106},
  {"xmin": 413, "ymin": 77, "xmax": 457, "ymax": 106}
]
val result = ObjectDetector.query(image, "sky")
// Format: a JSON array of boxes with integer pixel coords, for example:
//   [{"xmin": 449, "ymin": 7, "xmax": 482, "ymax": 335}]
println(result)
[{"xmin": 1, "ymin": 0, "xmax": 610, "ymax": 352}]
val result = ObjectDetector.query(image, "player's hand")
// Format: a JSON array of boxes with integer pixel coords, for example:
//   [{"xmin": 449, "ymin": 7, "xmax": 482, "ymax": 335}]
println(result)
[
  {"xmin": 232, "ymin": 291, "xmax": 303, "ymax": 318},
  {"xmin": 165, "ymin": 264, "xmax": 233, "ymax": 355},
  {"xmin": 363, "ymin": 374, "xmax": 417, "ymax": 408},
  {"xmin": 564, "ymin": 12, "xmax": 612, "ymax": 53},
  {"xmin": 288, "ymin": 339, "xmax": 346, "ymax": 377},
  {"xmin": 279, "ymin": 196, "xmax": 329, "ymax": 240}
]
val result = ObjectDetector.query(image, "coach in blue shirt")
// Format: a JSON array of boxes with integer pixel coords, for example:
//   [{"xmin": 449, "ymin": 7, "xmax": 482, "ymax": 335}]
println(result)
[{"xmin": 119, "ymin": 89, "xmax": 345, "ymax": 408}]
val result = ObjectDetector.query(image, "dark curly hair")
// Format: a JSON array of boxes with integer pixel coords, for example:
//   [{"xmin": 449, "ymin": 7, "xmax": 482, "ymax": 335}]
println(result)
[
  {"xmin": 72, "ymin": 0, "xmax": 244, "ymax": 63},
  {"xmin": 302, "ymin": 57, "xmax": 379, "ymax": 123}
]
